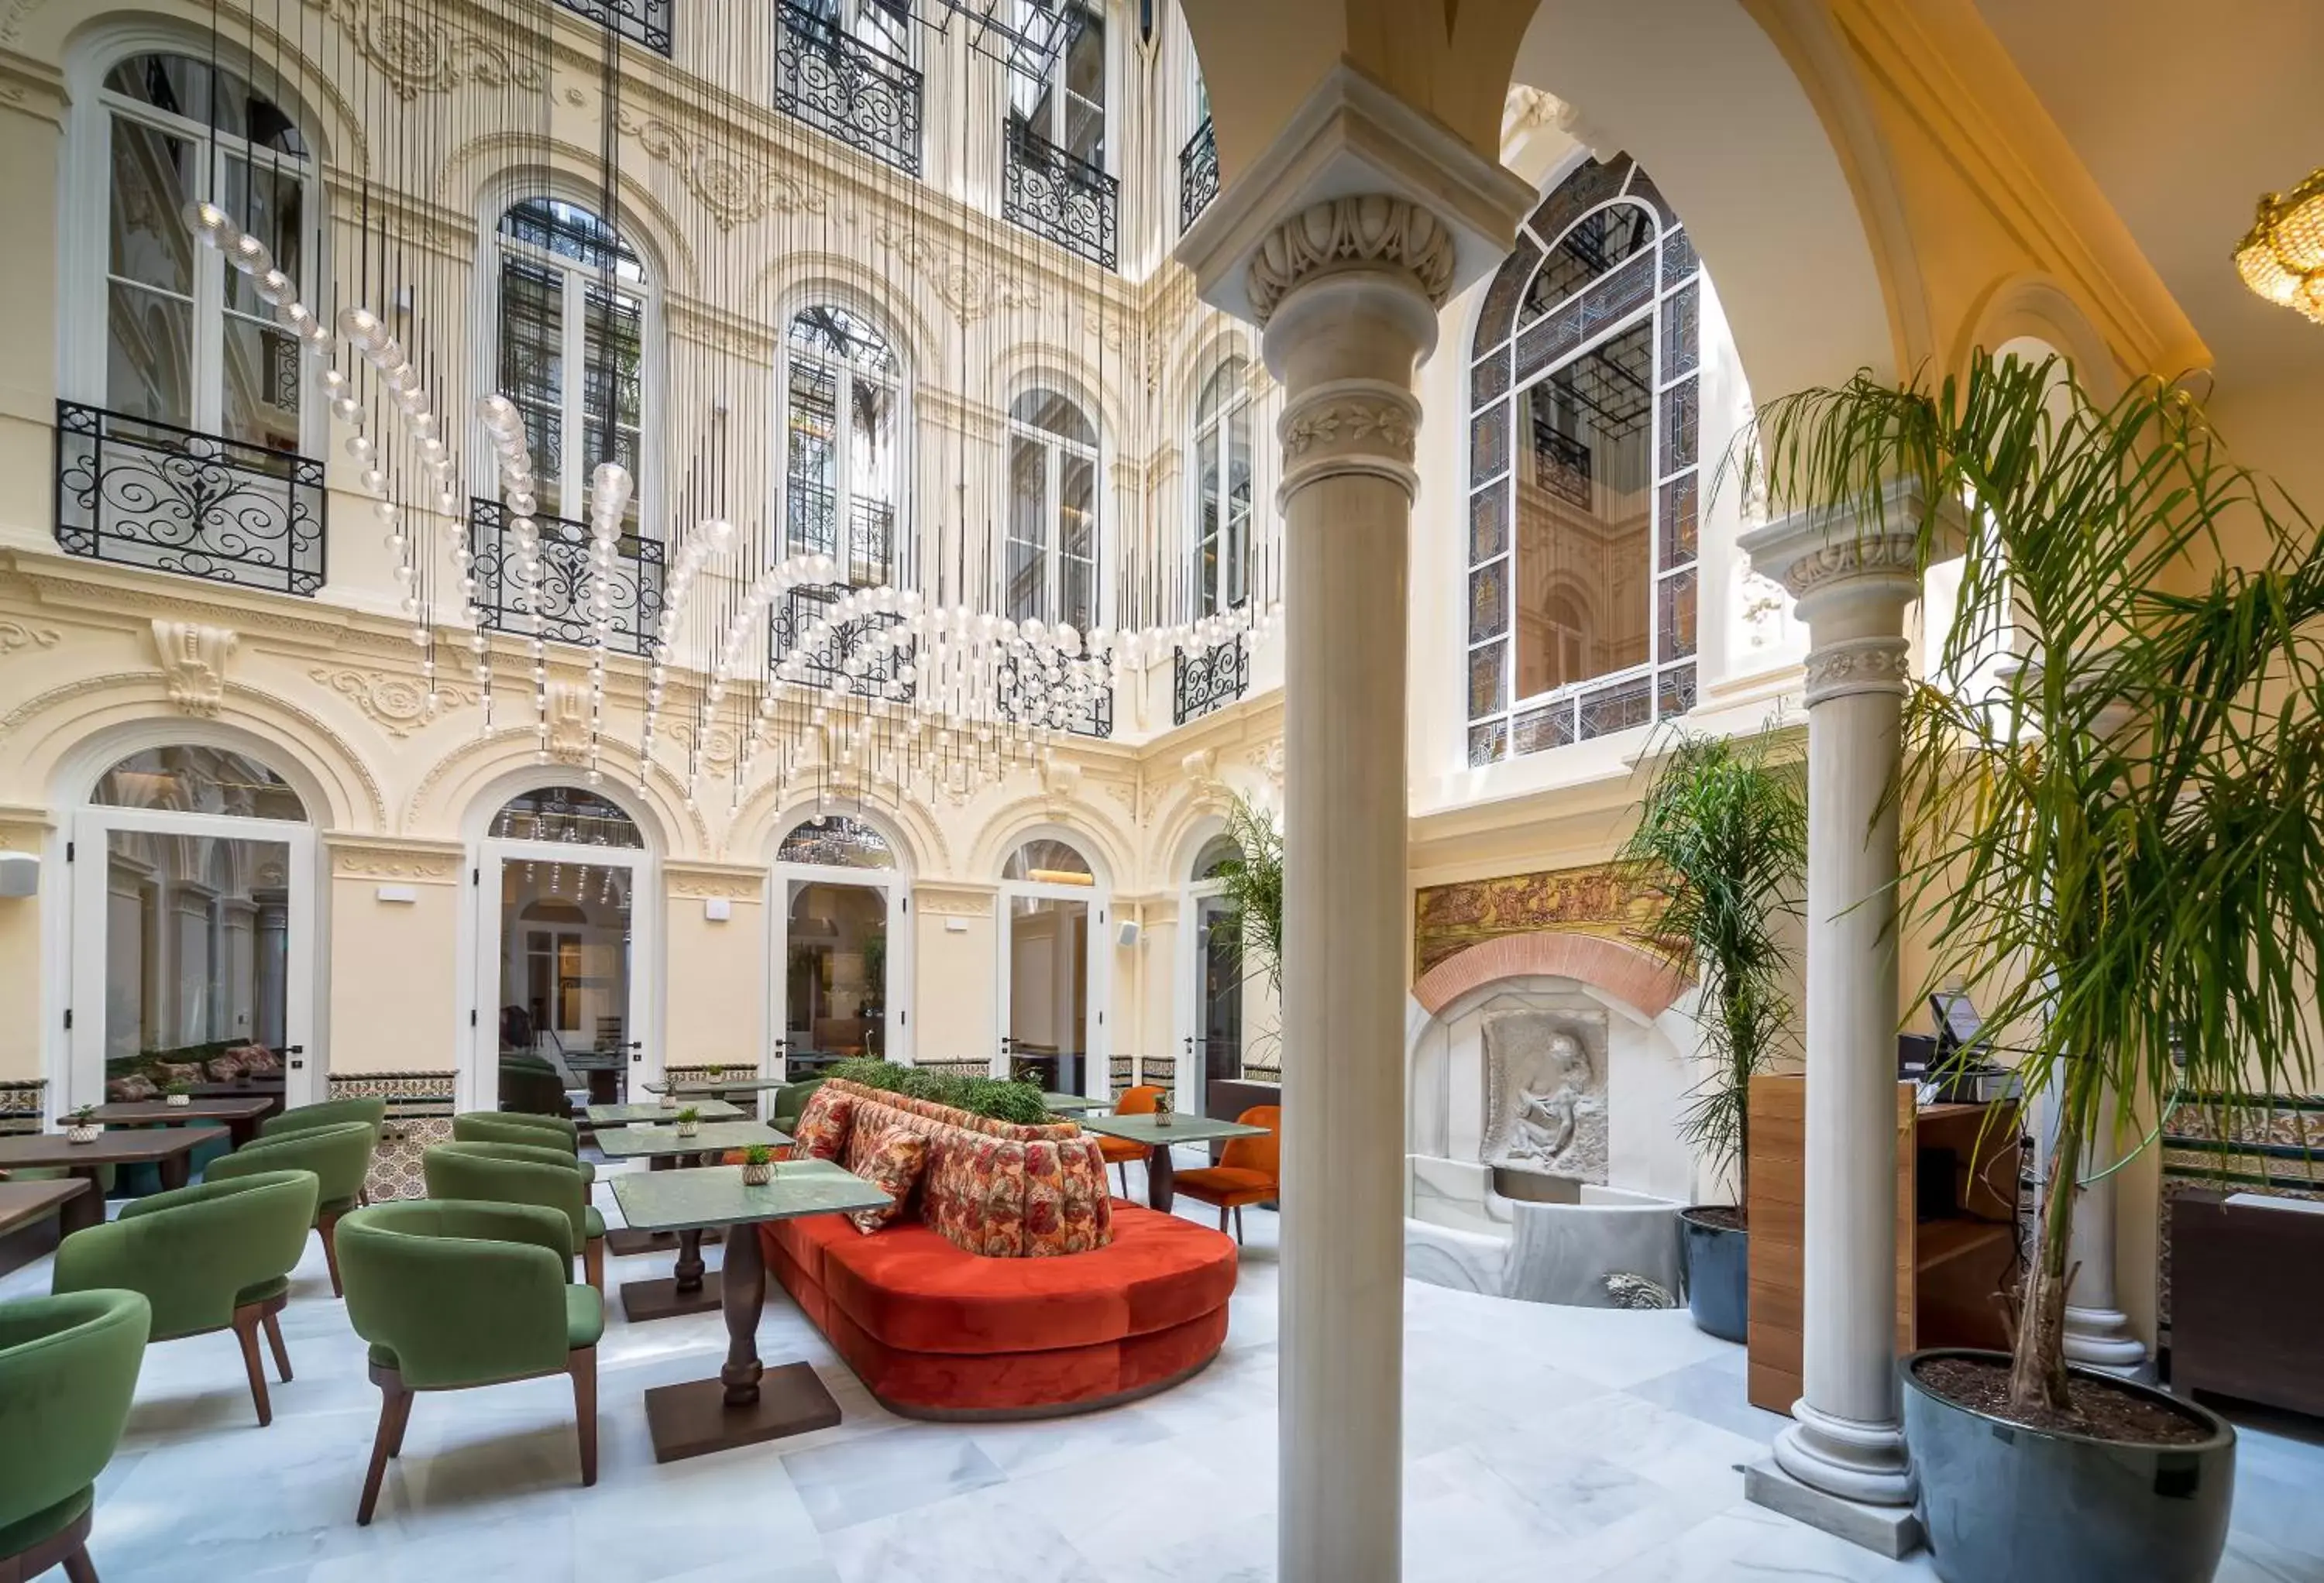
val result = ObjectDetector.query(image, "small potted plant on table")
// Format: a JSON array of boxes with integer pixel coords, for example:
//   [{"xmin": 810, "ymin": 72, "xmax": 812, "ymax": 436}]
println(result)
[
  {"xmin": 163, "ymin": 1081, "xmax": 193, "ymax": 1109},
  {"xmin": 674, "ymin": 1107, "xmax": 701, "ymax": 1140},
  {"xmin": 738, "ymin": 1143, "xmax": 774, "ymax": 1186},
  {"xmin": 64, "ymin": 1106, "xmax": 101, "ymax": 1145}
]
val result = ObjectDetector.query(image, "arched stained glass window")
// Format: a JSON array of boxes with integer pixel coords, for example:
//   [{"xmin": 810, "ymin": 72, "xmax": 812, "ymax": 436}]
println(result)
[
  {"xmin": 1466, "ymin": 154, "xmax": 1702, "ymax": 764},
  {"xmin": 785, "ymin": 305, "xmax": 902, "ymax": 587},
  {"xmin": 1004, "ymin": 837, "xmax": 1095, "ymax": 884},
  {"xmin": 490, "ymin": 786, "xmax": 644, "ymax": 847},
  {"xmin": 777, "ymin": 814, "xmax": 896, "ymax": 869}
]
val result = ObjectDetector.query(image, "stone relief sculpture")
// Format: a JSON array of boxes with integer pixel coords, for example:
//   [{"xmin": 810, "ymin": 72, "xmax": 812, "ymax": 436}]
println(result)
[{"xmin": 1480, "ymin": 1007, "xmax": 1609, "ymax": 1183}]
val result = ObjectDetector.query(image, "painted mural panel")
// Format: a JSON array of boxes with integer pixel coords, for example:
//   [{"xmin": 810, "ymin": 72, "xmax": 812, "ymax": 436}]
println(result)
[{"xmin": 1412, "ymin": 860, "xmax": 1662, "ymax": 980}]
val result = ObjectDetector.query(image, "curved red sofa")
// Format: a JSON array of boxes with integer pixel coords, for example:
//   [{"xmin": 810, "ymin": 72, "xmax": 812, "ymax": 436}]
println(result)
[{"xmin": 762, "ymin": 1203, "xmax": 1236, "ymax": 1420}]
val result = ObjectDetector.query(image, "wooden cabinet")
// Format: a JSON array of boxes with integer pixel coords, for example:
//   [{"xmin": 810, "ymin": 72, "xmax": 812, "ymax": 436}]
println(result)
[{"xmin": 1745, "ymin": 1073, "xmax": 2021, "ymax": 1415}]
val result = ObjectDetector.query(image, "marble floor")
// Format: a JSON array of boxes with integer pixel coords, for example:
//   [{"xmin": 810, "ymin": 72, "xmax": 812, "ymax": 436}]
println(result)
[{"xmin": 5, "ymin": 1153, "xmax": 2320, "ymax": 1582}]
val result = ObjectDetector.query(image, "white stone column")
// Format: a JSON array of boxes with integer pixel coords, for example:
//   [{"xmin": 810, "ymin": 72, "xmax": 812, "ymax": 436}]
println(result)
[
  {"xmin": 1741, "ymin": 496, "xmax": 1930, "ymax": 1551},
  {"xmin": 2053, "ymin": 1092, "xmax": 2152, "ymax": 1378},
  {"xmin": 1174, "ymin": 67, "xmax": 1534, "ymax": 1583}
]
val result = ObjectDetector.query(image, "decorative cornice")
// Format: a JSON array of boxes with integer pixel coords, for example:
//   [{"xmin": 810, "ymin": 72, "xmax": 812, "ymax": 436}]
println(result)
[
  {"xmin": 914, "ymin": 882, "xmax": 995, "ymax": 918},
  {"xmin": 871, "ymin": 221, "xmax": 1039, "ymax": 324},
  {"xmin": 1802, "ymin": 635, "xmax": 1913, "ymax": 706},
  {"xmin": 666, "ymin": 864, "xmax": 765, "ymax": 901},
  {"xmin": 1247, "ymin": 197, "xmax": 1456, "ymax": 324},
  {"xmin": 615, "ymin": 105, "xmax": 827, "ymax": 231},
  {"xmin": 301, "ymin": 0, "xmax": 545, "ymax": 101},
  {"xmin": 329, "ymin": 839, "xmax": 463, "ymax": 883}
]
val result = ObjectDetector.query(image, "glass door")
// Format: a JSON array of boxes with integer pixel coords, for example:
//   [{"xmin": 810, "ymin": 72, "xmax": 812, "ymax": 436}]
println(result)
[
  {"xmin": 777, "ymin": 877, "xmax": 904, "ymax": 1075},
  {"xmin": 70, "ymin": 807, "xmax": 317, "ymax": 1114},
  {"xmin": 477, "ymin": 841, "xmax": 645, "ymax": 1113},
  {"xmin": 996, "ymin": 837, "xmax": 1111, "ymax": 1101}
]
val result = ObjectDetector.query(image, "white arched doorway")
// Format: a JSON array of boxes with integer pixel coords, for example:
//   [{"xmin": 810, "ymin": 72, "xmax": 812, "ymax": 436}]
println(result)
[
  {"xmin": 995, "ymin": 833, "xmax": 1112, "ymax": 1098},
  {"xmin": 67, "ymin": 744, "xmax": 321, "ymax": 1112},
  {"xmin": 771, "ymin": 812, "xmax": 913, "ymax": 1073},
  {"xmin": 466, "ymin": 785, "xmax": 659, "ymax": 1114}
]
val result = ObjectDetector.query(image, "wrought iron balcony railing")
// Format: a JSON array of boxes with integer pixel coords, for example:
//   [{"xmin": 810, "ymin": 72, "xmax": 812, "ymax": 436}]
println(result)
[
  {"xmin": 775, "ymin": 2, "xmax": 923, "ymax": 175},
  {"xmin": 1172, "ymin": 631, "xmax": 1249, "ymax": 726},
  {"xmin": 552, "ymin": 0, "xmax": 672, "ymax": 55},
  {"xmin": 995, "ymin": 647, "xmax": 1115, "ymax": 738},
  {"xmin": 469, "ymin": 498, "xmax": 664, "ymax": 658},
  {"xmin": 784, "ymin": 477, "xmax": 896, "ymax": 589},
  {"xmin": 1179, "ymin": 117, "xmax": 1219, "ymax": 233},
  {"xmin": 770, "ymin": 584, "xmax": 910, "ymax": 701},
  {"xmin": 1002, "ymin": 115, "xmax": 1119, "ymax": 271},
  {"xmin": 53, "ymin": 401, "xmax": 326, "ymax": 596}
]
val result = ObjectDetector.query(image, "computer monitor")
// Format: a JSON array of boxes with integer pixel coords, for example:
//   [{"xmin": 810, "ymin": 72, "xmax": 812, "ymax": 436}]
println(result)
[{"xmin": 1929, "ymin": 991, "xmax": 1985, "ymax": 1059}]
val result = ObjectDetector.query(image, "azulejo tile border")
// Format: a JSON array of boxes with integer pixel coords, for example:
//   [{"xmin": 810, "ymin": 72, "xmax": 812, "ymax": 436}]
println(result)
[
  {"xmin": 332, "ymin": 1070, "xmax": 455, "ymax": 1203},
  {"xmin": 0, "ymin": 1077, "xmax": 43, "ymax": 1136}
]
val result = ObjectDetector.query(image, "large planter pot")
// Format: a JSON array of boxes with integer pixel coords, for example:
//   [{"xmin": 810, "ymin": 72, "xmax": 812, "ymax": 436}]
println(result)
[
  {"xmin": 1902, "ymin": 1348, "xmax": 2235, "ymax": 1583},
  {"xmin": 1679, "ymin": 1207, "xmax": 1747, "ymax": 1341}
]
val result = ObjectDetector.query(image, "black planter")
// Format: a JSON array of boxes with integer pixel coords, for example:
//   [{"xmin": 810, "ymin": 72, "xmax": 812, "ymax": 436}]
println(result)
[
  {"xmin": 1678, "ymin": 1207, "xmax": 1748, "ymax": 1341},
  {"xmin": 1901, "ymin": 1348, "xmax": 2236, "ymax": 1583}
]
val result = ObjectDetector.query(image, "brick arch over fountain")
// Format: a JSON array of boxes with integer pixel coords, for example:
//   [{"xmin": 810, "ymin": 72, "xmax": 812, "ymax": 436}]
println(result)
[{"xmin": 1410, "ymin": 932, "xmax": 1692, "ymax": 1020}]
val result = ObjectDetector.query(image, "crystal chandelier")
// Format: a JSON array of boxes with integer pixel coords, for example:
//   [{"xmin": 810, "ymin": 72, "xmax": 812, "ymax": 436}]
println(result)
[{"xmin": 2236, "ymin": 166, "xmax": 2324, "ymax": 326}]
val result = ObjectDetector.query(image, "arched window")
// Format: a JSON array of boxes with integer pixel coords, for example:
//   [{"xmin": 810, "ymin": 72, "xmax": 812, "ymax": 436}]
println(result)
[
  {"xmin": 785, "ymin": 305, "xmax": 901, "ymax": 586},
  {"xmin": 1192, "ymin": 832, "xmax": 1241, "ymax": 881},
  {"xmin": 92, "ymin": 746, "xmax": 306, "ymax": 821},
  {"xmin": 1191, "ymin": 357, "xmax": 1251, "ymax": 614},
  {"xmin": 495, "ymin": 197, "xmax": 648, "ymax": 531},
  {"xmin": 1006, "ymin": 389, "xmax": 1099, "ymax": 630},
  {"xmin": 1465, "ymin": 156, "xmax": 1702, "ymax": 763},
  {"xmin": 488, "ymin": 785, "xmax": 644, "ymax": 848},
  {"xmin": 95, "ymin": 52, "xmax": 313, "ymax": 449},
  {"xmin": 1004, "ymin": 837, "xmax": 1095, "ymax": 885},
  {"xmin": 777, "ymin": 814, "xmax": 896, "ymax": 869}
]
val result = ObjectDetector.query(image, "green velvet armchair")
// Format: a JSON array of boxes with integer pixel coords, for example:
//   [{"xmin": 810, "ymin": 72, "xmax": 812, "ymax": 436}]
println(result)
[
  {"xmin": 50, "ymin": 1169, "xmax": 318, "ymax": 1427},
  {"xmin": 208, "ymin": 1121, "xmax": 376, "ymax": 1296},
  {"xmin": 0, "ymin": 1289, "xmax": 149, "ymax": 1583},
  {"xmin": 258, "ymin": 1096, "xmax": 387, "ymax": 1142},
  {"xmin": 451, "ymin": 1112, "xmax": 594, "ymax": 1185},
  {"xmin": 772, "ymin": 1078, "xmax": 825, "ymax": 1135},
  {"xmin": 337, "ymin": 1200, "xmax": 601, "ymax": 1525},
  {"xmin": 421, "ymin": 1141, "xmax": 605, "ymax": 1291}
]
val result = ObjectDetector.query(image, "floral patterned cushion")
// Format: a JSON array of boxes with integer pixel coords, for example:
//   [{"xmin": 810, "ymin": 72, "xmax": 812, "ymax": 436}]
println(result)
[
  {"xmin": 229, "ymin": 1044, "xmax": 282, "ymax": 1076},
  {"xmin": 843, "ymin": 1125, "xmax": 929, "ymax": 1234},
  {"xmin": 105, "ymin": 1073, "xmax": 160, "ymax": 1103},
  {"xmin": 792, "ymin": 1086, "xmax": 855, "ymax": 1162}
]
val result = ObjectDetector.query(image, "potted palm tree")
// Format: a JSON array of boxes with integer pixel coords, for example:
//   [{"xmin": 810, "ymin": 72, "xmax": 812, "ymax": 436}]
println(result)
[
  {"xmin": 1211, "ymin": 792, "xmax": 1284, "ymax": 1069},
  {"xmin": 1617, "ymin": 725, "xmax": 1806, "ymax": 1342},
  {"xmin": 1743, "ymin": 350, "xmax": 2324, "ymax": 1582}
]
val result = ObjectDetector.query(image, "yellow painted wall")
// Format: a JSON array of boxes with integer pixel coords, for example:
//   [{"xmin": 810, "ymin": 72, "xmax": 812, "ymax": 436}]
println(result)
[
  {"xmin": 914, "ymin": 886, "xmax": 995, "ymax": 1068},
  {"xmin": 664, "ymin": 885, "xmax": 765, "ymax": 1070},
  {"xmin": 326, "ymin": 873, "xmax": 457, "ymax": 1076}
]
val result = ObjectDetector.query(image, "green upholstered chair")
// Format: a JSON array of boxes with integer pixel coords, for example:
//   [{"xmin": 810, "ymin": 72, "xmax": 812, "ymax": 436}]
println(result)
[
  {"xmin": 337, "ymin": 1200, "xmax": 601, "ymax": 1525},
  {"xmin": 452, "ymin": 1111, "xmax": 594, "ymax": 1185},
  {"xmin": 496, "ymin": 1057, "xmax": 568, "ymax": 1117},
  {"xmin": 51, "ymin": 1169, "xmax": 318, "ymax": 1427},
  {"xmin": 208, "ymin": 1121, "xmax": 376, "ymax": 1297},
  {"xmin": 772, "ymin": 1078, "xmax": 825, "ymax": 1135},
  {"xmin": 0, "ymin": 1289, "xmax": 149, "ymax": 1583},
  {"xmin": 421, "ymin": 1141, "xmax": 605, "ymax": 1291},
  {"xmin": 259, "ymin": 1096, "xmax": 387, "ymax": 1142}
]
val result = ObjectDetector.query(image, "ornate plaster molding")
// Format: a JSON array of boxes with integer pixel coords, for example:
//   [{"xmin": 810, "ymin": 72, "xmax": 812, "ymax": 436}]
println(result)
[
  {"xmin": 666, "ymin": 864, "xmax": 764, "ymax": 901},
  {"xmin": 871, "ymin": 221, "xmax": 1037, "ymax": 324},
  {"xmin": 301, "ymin": 0, "xmax": 544, "ymax": 100},
  {"xmin": 330, "ymin": 840, "xmax": 463, "ymax": 883},
  {"xmin": 1802, "ymin": 636, "xmax": 1913, "ymax": 706},
  {"xmin": 311, "ymin": 667, "xmax": 477, "ymax": 738},
  {"xmin": 616, "ymin": 105, "xmax": 827, "ymax": 230},
  {"xmin": 544, "ymin": 680, "xmax": 592, "ymax": 764},
  {"xmin": 0, "ymin": 620, "xmax": 60, "ymax": 658},
  {"xmin": 1771, "ymin": 531, "xmax": 1922, "ymax": 603},
  {"xmin": 1246, "ymin": 197, "xmax": 1457, "ymax": 324},
  {"xmin": 914, "ymin": 883, "xmax": 995, "ymax": 919},
  {"xmin": 149, "ymin": 620, "xmax": 239, "ymax": 717},
  {"xmin": 1281, "ymin": 385, "xmax": 1418, "ymax": 463}
]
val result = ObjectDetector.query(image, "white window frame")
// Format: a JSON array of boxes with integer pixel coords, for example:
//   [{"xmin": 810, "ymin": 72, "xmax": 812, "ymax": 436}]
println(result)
[
  {"xmin": 486, "ymin": 197, "xmax": 657, "ymax": 536},
  {"xmin": 1012, "ymin": 0, "xmax": 1110, "ymax": 172},
  {"xmin": 995, "ymin": 841, "xmax": 1112, "ymax": 1101},
  {"xmin": 1005, "ymin": 390, "xmax": 1103, "ymax": 631},
  {"xmin": 64, "ymin": 41, "xmax": 321, "ymax": 450},
  {"xmin": 1191, "ymin": 357, "xmax": 1252, "ymax": 616},
  {"xmin": 771, "ymin": 850, "xmax": 913, "ymax": 1073},
  {"xmin": 782, "ymin": 305, "xmax": 906, "ymax": 585}
]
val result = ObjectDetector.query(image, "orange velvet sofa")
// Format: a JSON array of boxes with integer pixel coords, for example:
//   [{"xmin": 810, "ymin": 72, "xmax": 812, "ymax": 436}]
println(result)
[{"xmin": 761, "ymin": 1080, "xmax": 1239, "ymax": 1418}]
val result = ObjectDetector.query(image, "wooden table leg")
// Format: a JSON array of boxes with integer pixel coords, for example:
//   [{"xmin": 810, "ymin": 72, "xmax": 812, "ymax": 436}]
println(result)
[
  {"xmin": 1147, "ymin": 1143, "xmax": 1177, "ymax": 1213},
  {"xmin": 674, "ymin": 1228, "xmax": 706, "ymax": 1296},
  {"xmin": 228, "ymin": 1115, "xmax": 260, "ymax": 1149},
  {"xmin": 59, "ymin": 1173, "xmax": 104, "ymax": 1237},
  {"xmin": 617, "ymin": 1225, "xmax": 721, "ymax": 1321},
  {"xmin": 720, "ymin": 1219, "xmax": 765, "ymax": 1405},
  {"xmin": 158, "ymin": 1150, "xmax": 191, "ymax": 1192}
]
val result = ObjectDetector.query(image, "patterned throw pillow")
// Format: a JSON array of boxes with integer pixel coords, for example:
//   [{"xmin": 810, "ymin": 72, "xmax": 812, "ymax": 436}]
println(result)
[
  {"xmin": 843, "ymin": 1125, "xmax": 928, "ymax": 1234},
  {"xmin": 792, "ymin": 1087, "xmax": 854, "ymax": 1162}
]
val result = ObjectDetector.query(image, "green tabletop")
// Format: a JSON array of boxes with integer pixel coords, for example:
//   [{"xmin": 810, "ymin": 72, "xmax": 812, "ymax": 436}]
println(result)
[
  {"xmin": 1041, "ymin": 1091, "xmax": 1105, "ymax": 1114},
  {"xmin": 585, "ymin": 1098, "xmax": 744, "ymax": 1125},
  {"xmin": 642, "ymin": 1077, "xmax": 789, "ymax": 1097},
  {"xmin": 593, "ymin": 1120, "xmax": 792, "ymax": 1160},
  {"xmin": 610, "ymin": 1158, "xmax": 892, "ymax": 1233},
  {"xmin": 1076, "ymin": 1113, "xmax": 1270, "ymax": 1147}
]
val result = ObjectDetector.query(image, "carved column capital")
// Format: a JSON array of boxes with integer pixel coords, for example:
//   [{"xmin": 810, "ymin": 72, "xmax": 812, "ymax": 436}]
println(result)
[
  {"xmin": 1276, "ymin": 379, "xmax": 1422, "ymax": 502},
  {"xmin": 1246, "ymin": 196, "xmax": 1458, "ymax": 324}
]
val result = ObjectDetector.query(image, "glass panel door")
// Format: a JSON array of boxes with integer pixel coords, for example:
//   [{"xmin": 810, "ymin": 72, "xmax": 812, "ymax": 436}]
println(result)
[
  {"xmin": 1003, "ymin": 892, "xmax": 1090, "ymax": 1096},
  {"xmin": 782, "ymin": 880, "xmax": 889, "ymax": 1072},
  {"xmin": 488, "ymin": 851, "xmax": 637, "ymax": 1112},
  {"xmin": 1194, "ymin": 891, "xmax": 1244, "ymax": 1106}
]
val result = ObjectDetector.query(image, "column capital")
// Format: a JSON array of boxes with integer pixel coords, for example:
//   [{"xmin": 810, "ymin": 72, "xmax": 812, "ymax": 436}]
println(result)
[
  {"xmin": 1739, "ymin": 480, "xmax": 1965, "ymax": 611},
  {"xmin": 1174, "ymin": 64, "xmax": 1535, "ymax": 328}
]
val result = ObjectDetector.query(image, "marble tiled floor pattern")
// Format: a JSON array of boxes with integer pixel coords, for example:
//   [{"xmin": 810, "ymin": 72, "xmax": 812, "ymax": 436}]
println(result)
[{"xmin": 7, "ymin": 1152, "xmax": 2320, "ymax": 1582}]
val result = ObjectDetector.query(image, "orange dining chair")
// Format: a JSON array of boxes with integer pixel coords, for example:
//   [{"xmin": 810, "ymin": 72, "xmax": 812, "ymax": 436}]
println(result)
[
  {"xmin": 1171, "ymin": 1105, "xmax": 1280, "ymax": 1245},
  {"xmin": 1094, "ymin": 1085, "xmax": 1164, "ymax": 1197}
]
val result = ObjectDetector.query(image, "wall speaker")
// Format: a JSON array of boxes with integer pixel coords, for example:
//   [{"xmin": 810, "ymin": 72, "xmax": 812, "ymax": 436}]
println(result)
[
  {"xmin": 0, "ymin": 852, "xmax": 36, "ymax": 898},
  {"xmin": 1117, "ymin": 919, "xmax": 1140, "ymax": 949}
]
